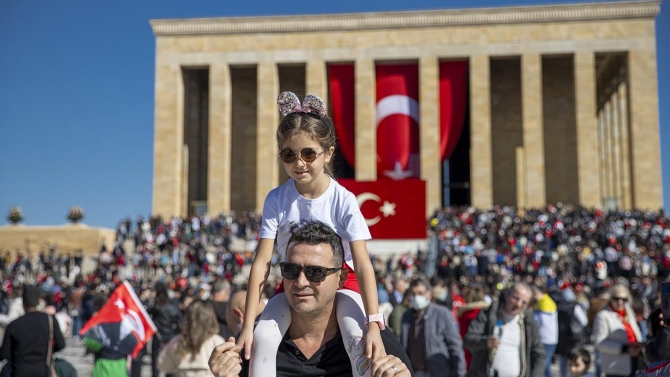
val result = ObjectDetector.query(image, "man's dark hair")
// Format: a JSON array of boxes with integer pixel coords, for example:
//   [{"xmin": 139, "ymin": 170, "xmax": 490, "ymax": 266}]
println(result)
[
  {"xmin": 409, "ymin": 278, "xmax": 431, "ymax": 292},
  {"xmin": 568, "ymin": 347, "xmax": 591, "ymax": 367},
  {"xmin": 287, "ymin": 220, "xmax": 344, "ymax": 267},
  {"xmin": 22, "ymin": 285, "xmax": 43, "ymax": 309}
]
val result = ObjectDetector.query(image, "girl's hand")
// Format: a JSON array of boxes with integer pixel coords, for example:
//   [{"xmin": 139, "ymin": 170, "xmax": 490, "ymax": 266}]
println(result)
[
  {"xmin": 365, "ymin": 324, "xmax": 386, "ymax": 360},
  {"xmin": 236, "ymin": 326, "xmax": 254, "ymax": 360}
]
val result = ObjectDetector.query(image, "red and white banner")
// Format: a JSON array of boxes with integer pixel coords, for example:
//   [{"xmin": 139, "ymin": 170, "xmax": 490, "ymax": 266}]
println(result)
[
  {"xmin": 439, "ymin": 61, "xmax": 468, "ymax": 161},
  {"xmin": 339, "ymin": 179, "xmax": 426, "ymax": 239},
  {"xmin": 376, "ymin": 64, "xmax": 420, "ymax": 180},
  {"xmin": 80, "ymin": 281, "xmax": 157, "ymax": 358}
]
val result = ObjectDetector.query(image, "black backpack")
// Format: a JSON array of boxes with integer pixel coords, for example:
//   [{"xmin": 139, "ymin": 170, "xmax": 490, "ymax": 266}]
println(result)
[{"xmin": 556, "ymin": 301, "xmax": 588, "ymax": 356}]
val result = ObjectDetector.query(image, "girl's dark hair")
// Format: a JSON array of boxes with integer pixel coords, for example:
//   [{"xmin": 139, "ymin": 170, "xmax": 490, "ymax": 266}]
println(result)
[
  {"xmin": 568, "ymin": 347, "xmax": 591, "ymax": 366},
  {"xmin": 276, "ymin": 112, "xmax": 338, "ymax": 177}
]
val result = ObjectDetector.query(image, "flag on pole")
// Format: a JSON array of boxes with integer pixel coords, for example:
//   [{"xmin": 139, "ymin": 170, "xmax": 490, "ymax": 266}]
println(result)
[{"xmin": 80, "ymin": 281, "xmax": 157, "ymax": 358}]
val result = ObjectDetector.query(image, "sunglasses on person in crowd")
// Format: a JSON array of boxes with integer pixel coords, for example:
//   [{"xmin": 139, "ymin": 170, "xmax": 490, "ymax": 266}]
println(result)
[
  {"xmin": 278, "ymin": 148, "xmax": 325, "ymax": 164},
  {"xmin": 613, "ymin": 296, "xmax": 629, "ymax": 303},
  {"xmin": 279, "ymin": 262, "xmax": 341, "ymax": 282}
]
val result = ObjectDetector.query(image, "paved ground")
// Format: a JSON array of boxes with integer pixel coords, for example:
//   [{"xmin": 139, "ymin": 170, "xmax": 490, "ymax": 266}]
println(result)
[{"xmin": 56, "ymin": 337, "xmax": 153, "ymax": 377}]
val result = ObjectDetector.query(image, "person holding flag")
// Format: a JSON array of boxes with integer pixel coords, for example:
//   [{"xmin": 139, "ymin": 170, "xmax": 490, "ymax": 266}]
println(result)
[{"xmin": 80, "ymin": 281, "xmax": 157, "ymax": 377}]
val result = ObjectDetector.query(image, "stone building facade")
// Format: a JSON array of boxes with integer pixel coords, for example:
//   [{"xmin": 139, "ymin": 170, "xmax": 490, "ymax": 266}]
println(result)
[{"xmin": 150, "ymin": 0, "xmax": 662, "ymax": 219}]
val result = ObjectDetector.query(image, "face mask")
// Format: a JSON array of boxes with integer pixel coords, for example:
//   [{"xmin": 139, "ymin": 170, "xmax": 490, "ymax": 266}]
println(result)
[
  {"xmin": 436, "ymin": 289, "xmax": 449, "ymax": 302},
  {"xmin": 409, "ymin": 295, "xmax": 430, "ymax": 310}
]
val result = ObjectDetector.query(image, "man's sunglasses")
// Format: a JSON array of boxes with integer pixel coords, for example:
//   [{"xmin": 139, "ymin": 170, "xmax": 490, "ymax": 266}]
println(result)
[
  {"xmin": 279, "ymin": 148, "xmax": 325, "ymax": 164},
  {"xmin": 612, "ymin": 296, "xmax": 629, "ymax": 302},
  {"xmin": 279, "ymin": 262, "xmax": 341, "ymax": 283}
]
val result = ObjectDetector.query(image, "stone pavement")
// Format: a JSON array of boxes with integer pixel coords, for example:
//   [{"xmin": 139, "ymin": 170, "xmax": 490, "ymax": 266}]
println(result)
[{"xmin": 56, "ymin": 337, "xmax": 153, "ymax": 377}]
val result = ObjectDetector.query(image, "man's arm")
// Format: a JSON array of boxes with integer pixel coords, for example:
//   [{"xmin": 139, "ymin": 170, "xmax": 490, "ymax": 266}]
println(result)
[
  {"xmin": 464, "ymin": 307, "xmax": 489, "ymax": 351},
  {"xmin": 52, "ymin": 315, "xmax": 66, "ymax": 352},
  {"xmin": 527, "ymin": 316, "xmax": 546, "ymax": 377},
  {"xmin": 443, "ymin": 311, "xmax": 467, "ymax": 377}
]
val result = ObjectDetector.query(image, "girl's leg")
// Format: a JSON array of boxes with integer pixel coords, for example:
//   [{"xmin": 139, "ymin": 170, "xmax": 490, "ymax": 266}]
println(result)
[
  {"xmin": 249, "ymin": 292, "xmax": 291, "ymax": 377},
  {"xmin": 336, "ymin": 289, "xmax": 372, "ymax": 377}
]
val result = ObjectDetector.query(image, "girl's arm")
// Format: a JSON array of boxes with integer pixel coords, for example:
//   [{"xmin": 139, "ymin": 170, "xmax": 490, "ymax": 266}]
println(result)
[
  {"xmin": 241, "ymin": 238, "xmax": 275, "ymax": 331},
  {"xmin": 350, "ymin": 240, "xmax": 380, "ymax": 325}
]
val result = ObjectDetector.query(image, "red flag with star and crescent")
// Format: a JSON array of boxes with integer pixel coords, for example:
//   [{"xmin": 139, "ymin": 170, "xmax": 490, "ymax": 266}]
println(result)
[
  {"xmin": 80, "ymin": 281, "xmax": 157, "ymax": 358},
  {"xmin": 338, "ymin": 179, "xmax": 426, "ymax": 239}
]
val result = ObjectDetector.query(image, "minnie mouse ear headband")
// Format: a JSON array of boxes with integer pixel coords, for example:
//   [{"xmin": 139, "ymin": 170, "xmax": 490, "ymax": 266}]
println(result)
[{"xmin": 277, "ymin": 91, "xmax": 327, "ymax": 118}]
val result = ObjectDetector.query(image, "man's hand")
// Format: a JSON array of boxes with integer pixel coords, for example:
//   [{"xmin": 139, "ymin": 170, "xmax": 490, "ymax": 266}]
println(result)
[
  {"xmin": 371, "ymin": 354, "xmax": 411, "ymax": 377},
  {"xmin": 208, "ymin": 337, "xmax": 243, "ymax": 377},
  {"xmin": 628, "ymin": 342, "xmax": 646, "ymax": 357},
  {"xmin": 487, "ymin": 336, "xmax": 501, "ymax": 349},
  {"xmin": 365, "ymin": 323, "xmax": 387, "ymax": 360}
]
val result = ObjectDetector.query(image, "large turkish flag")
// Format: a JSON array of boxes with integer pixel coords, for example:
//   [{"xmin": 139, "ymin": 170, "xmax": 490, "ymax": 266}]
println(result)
[
  {"xmin": 338, "ymin": 179, "xmax": 426, "ymax": 239},
  {"xmin": 376, "ymin": 64, "xmax": 420, "ymax": 180}
]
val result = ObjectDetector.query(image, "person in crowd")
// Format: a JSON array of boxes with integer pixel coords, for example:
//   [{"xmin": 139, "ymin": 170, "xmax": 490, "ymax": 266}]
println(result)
[
  {"xmin": 531, "ymin": 284, "xmax": 559, "ymax": 377},
  {"xmin": 567, "ymin": 347, "xmax": 595, "ymax": 377},
  {"xmin": 0, "ymin": 286, "xmax": 23, "ymax": 329},
  {"xmin": 464, "ymin": 282, "xmax": 545, "ymax": 377},
  {"xmin": 588, "ymin": 283, "xmax": 611, "ymax": 377},
  {"xmin": 0, "ymin": 285, "xmax": 66, "ymax": 377},
  {"xmin": 208, "ymin": 220, "xmax": 413, "ymax": 377},
  {"xmin": 458, "ymin": 284, "xmax": 490, "ymax": 370},
  {"xmin": 157, "ymin": 300, "xmax": 225, "ymax": 377},
  {"xmin": 211, "ymin": 278, "xmax": 232, "ymax": 339},
  {"xmin": 388, "ymin": 291, "xmax": 410, "ymax": 338},
  {"xmin": 592, "ymin": 284, "xmax": 644, "ymax": 377},
  {"xmin": 224, "ymin": 290, "xmax": 266, "ymax": 339},
  {"xmin": 237, "ymin": 92, "xmax": 385, "ymax": 377},
  {"xmin": 390, "ymin": 278, "xmax": 408, "ymax": 307},
  {"xmin": 555, "ymin": 287, "xmax": 589, "ymax": 377},
  {"xmin": 150, "ymin": 285, "xmax": 183, "ymax": 377},
  {"xmin": 400, "ymin": 278, "xmax": 466, "ymax": 377}
]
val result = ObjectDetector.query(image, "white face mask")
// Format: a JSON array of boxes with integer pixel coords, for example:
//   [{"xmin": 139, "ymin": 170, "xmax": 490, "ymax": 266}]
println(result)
[{"xmin": 409, "ymin": 294, "xmax": 430, "ymax": 310}]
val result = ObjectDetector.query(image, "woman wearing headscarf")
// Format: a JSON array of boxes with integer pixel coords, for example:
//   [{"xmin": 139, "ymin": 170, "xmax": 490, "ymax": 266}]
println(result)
[{"xmin": 592, "ymin": 284, "xmax": 644, "ymax": 377}]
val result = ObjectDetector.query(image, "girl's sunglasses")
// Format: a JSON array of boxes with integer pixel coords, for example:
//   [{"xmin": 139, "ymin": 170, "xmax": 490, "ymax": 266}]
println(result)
[
  {"xmin": 279, "ymin": 148, "xmax": 325, "ymax": 164},
  {"xmin": 279, "ymin": 262, "xmax": 341, "ymax": 283}
]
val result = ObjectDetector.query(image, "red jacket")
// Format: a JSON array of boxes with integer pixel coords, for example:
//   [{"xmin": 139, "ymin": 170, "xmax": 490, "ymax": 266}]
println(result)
[{"xmin": 457, "ymin": 301, "xmax": 491, "ymax": 370}]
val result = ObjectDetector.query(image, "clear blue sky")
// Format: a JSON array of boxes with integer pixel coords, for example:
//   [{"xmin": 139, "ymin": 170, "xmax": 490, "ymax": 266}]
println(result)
[{"xmin": 1, "ymin": 0, "xmax": 668, "ymax": 229}]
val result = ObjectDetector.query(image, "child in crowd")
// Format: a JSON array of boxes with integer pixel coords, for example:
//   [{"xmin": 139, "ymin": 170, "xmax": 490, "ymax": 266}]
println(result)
[
  {"xmin": 568, "ymin": 347, "xmax": 596, "ymax": 377},
  {"xmin": 237, "ymin": 92, "xmax": 385, "ymax": 377}
]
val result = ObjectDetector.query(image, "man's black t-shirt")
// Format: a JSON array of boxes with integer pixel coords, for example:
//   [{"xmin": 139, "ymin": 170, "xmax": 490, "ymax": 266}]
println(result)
[{"xmin": 240, "ymin": 327, "xmax": 413, "ymax": 377}]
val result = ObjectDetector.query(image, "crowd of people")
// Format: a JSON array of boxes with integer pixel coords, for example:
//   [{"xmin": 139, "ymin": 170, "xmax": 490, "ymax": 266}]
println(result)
[{"xmin": 0, "ymin": 205, "xmax": 667, "ymax": 376}]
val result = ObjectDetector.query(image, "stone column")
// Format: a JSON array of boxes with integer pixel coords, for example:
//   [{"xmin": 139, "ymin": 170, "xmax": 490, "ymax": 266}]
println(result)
[
  {"xmin": 208, "ymin": 64, "xmax": 232, "ymax": 216},
  {"xmin": 521, "ymin": 53, "xmax": 546, "ymax": 207},
  {"xmin": 419, "ymin": 57, "xmax": 440, "ymax": 216},
  {"xmin": 516, "ymin": 147, "xmax": 526, "ymax": 208},
  {"xmin": 355, "ymin": 59, "xmax": 376, "ymax": 181},
  {"xmin": 306, "ymin": 60, "xmax": 328, "ymax": 102},
  {"xmin": 574, "ymin": 52, "xmax": 601, "ymax": 207},
  {"xmin": 153, "ymin": 63, "xmax": 185, "ymax": 218},
  {"xmin": 628, "ymin": 49, "xmax": 663, "ymax": 209},
  {"xmin": 256, "ymin": 62, "xmax": 280, "ymax": 210},
  {"xmin": 469, "ymin": 55, "xmax": 493, "ymax": 208},
  {"xmin": 603, "ymin": 101, "xmax": 613, "ymax": 204},
  {"xmin": 597, "ymin": 110, "xmax": 607, "ymax": 203},
  {"xmin": 610, "ymin": 91, "xmax": 621, "ymax": 207},
  {"xmin": 617, "ymin": 81, "xmax": 632, "ymax": 210}
]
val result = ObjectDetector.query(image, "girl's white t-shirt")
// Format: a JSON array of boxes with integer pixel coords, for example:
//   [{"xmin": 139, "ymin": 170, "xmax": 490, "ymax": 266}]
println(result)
[{"xmin": 259, "ymin": 177, "xmax": 371, "ymax": 269}]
